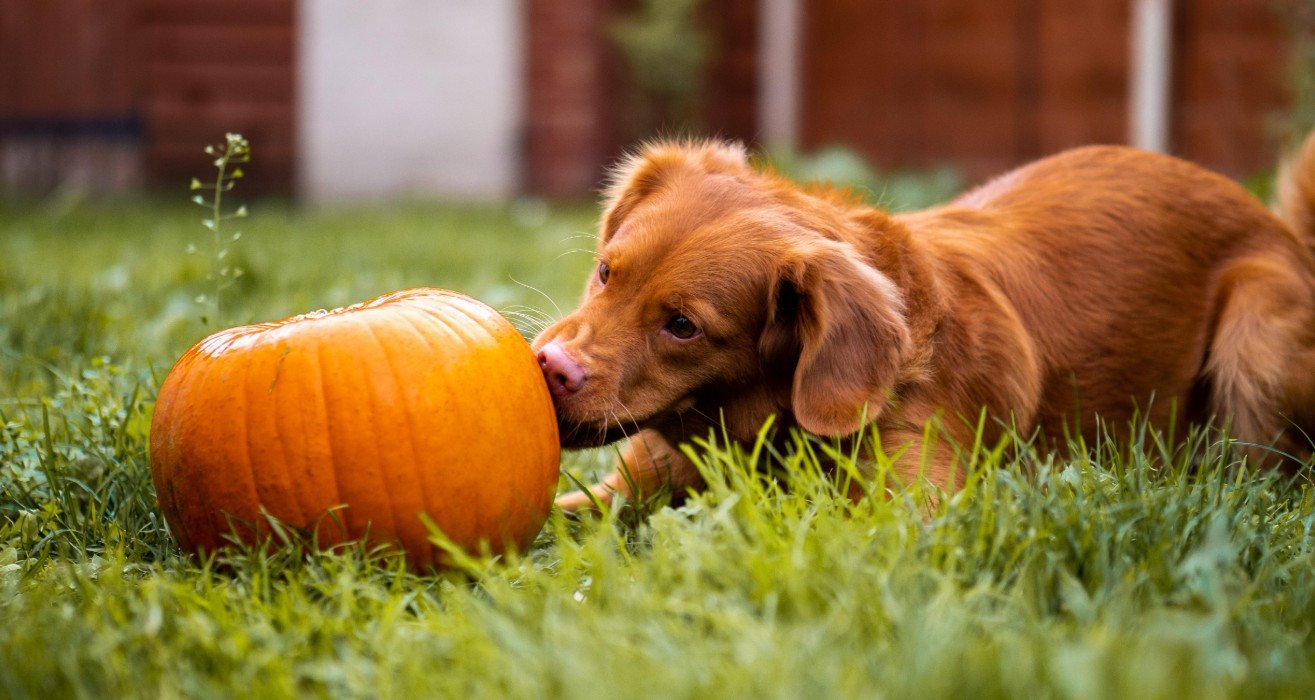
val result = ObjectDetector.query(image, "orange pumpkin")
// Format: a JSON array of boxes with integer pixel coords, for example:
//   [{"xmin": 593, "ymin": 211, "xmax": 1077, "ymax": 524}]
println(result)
[{"xmin": 149, "ymin": 288, "xmax": 560, "ymax": 569}]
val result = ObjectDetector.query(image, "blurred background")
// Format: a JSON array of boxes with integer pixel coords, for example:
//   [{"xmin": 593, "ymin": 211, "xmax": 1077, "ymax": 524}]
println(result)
[
  {"xmin": 2, "ymin": 0, "xmax": 1313, "ymax": 202},
  {"xmin": 2, "ymin": 0, "xmax": 1315, "ymax": 383}
]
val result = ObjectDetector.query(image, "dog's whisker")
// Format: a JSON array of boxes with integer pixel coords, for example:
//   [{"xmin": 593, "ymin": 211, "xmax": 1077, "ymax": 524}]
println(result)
[
  {"xmin": 556, "ymin": 232, "xmax": 601, "ymax": 243},
  {"xmin": 500, "ymin": 309, "xmax": 545, "ymax": 321},
  {"xmin": 551, "ymin": 248, "xmax": 599, "ymax": 264},
  {"xmin": 500, "ymin": 309, "xmax": 555, "ymax": 329},
  {"xmin": 607, "ymin": 408, "xmax": 631, "ymax": 445},
  {"xmin": 688, "ymin": 405, "xmax": 720, "ymax": 430},
  {"xmin": 499, "ymin": 312, "xmax": 551, "ymax": 335},
  {"xmin": 502, "ymin": 304, "xmax": 555, "ymax": 321},
  {"xmin": 565, "ymin": 421, "xmax": 585, "ymax": 448},
  {"xmin": 616, "ymin": 400, "xmax": 644, "ymax": 437},
  {"xmin": 507, "ymin": 274, "xmax": 563, "ymax": 317}
]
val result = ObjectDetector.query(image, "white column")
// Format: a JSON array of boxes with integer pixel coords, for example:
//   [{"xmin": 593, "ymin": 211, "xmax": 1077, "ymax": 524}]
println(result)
[
  {"xmin": 759, "ymin": 0, "xmax": 802, "ymax": 146},
  {"xmin": 299, "ymin": 0, "xmax": 523, "ymax": 201},
  {"xmin": 1129, "ymin": 0, "xmax": 1174, "ymax": 153}
]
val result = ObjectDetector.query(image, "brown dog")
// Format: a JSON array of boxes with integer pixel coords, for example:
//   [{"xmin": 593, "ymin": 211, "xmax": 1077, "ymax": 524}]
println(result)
[{"xmin": 534, "ymin": 136, "xmax": 1315, "ymax": 510}]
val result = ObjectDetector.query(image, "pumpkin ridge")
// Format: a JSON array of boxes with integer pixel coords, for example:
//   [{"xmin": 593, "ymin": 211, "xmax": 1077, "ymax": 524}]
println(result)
[
  {"xmin": 175, "ymin": 348, "xmax": 231, "ymax": 553},
  {"xmin": 440, "ymin": 296, "xmax": 507, "ymax": 340},
  {"xmin": 310, "ymin": 338, "xmax": 348, "ymax": 534},
  {"xmin": 247, "ymin": 338, "xmax": 310, "ymax": 530},
  {"xmin": 402, "ymin": 304, "xmax": 503, "ymax": 543},
  {"xmin": 448, "ymin": 300, "xmax": 558, "ymax": 544},
  {"xmin": 393, "ymin": 307, "xmax": 452, "ymax": 466},
  {"xmin": 270, "ymin": 343, "xmax": 320, "ymax": 532},
  {"xmin": 230, "ymin": 342, "xmax": 277, "ymax": 542},
  {"xmin": 507, "ymin": 333, "xmax": 559, "ymax": 498},
  {"xmin": 416, "ymin": 303, "xmax": 483, "ymax": 349},
  {"xmin": 437, "ymin": 302, "xmax": 546, "ymax": 497},
  {"xmin": 361, "ymin": 316, "xmax": 437, "ymax": 563},
  {"xmin": 342, "ymin": 313, "xmax": 405, "ymax": 548},
  {"xmin": 395, "ymin": 305, "xmax": 466, "ymax": 552},
  {"xmin": 410, "ymin": 304, "xmax": 478, "ymax": 380},
  {"xmin": 180, "ymin": 347, "xmax": 233, "ymax": 550}
]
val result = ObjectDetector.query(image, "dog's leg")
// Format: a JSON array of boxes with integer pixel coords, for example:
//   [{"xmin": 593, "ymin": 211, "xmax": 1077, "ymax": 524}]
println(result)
[
  {"xmin": 1205, "ymin": 255, "xmax": 1315, "ymax": 464},
  {"xmin": 1289, "ymin": 346, "xmax": 1315, "ymax": 461},
  {"xmin": 854, "ymin": 424, "xmax": 965, "ymax": 511},
  {"xmin": 555, "ymin": 429, "xmax": 704, "ymax": 511}
]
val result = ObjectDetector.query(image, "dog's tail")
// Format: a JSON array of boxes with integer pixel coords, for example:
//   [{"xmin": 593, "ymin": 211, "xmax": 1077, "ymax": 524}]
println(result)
[{"xmin": 1276, "ymin": 130, "xmax": 1315, "ymax": 259}]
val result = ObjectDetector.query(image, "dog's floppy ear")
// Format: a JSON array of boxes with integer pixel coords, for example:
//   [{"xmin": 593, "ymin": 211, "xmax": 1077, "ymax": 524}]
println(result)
[
  {"xmin": 600, "ymin": 140, "xmax": 748, "ymax": 242},
  {"xmin": 765, "ymin": 239, "xmax": 910, "ymax": 436}
]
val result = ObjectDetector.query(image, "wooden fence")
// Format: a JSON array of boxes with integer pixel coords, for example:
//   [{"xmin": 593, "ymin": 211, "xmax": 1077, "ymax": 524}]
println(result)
[
  {"xmin": 0, "ymin": 0, "xmax": 295, "ymax": 194},
  {"xmin": 802, "ymin": 0, "xmax": 1292, "ymax": 180}
]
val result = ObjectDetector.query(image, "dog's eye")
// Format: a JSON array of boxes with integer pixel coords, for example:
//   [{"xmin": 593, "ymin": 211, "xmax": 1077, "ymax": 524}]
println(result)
[
  {"xmin": 664, "ymin": 314, "xmax": 699, "ymax": 340},
  {"xmin": 598, "ymin": 262, "xmax": 610, "ymax": 285}
]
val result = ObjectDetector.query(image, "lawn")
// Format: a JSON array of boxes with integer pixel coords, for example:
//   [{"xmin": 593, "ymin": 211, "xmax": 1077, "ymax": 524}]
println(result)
[{"xmin": 3, "ymin": 189, "xmax": 1315, "ymax": 698}]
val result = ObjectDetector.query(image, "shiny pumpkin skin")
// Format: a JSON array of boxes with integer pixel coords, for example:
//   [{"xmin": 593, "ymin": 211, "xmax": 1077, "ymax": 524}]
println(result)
[{"xmin": 150, "ymin": 288, "xmax": 560, "ymax": 569}]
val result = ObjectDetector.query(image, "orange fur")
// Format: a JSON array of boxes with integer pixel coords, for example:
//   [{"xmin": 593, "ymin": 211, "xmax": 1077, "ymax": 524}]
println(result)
[{"xmin": 535, "ymin": 134, "xmax": 1315, "ymax": 509}]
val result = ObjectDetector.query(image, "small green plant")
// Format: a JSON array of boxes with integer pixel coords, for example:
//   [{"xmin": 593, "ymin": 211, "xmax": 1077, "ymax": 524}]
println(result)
[
  {"xmin": 188, "ymin": 133, "xmax": 251, "ymax": 328},
  {"xmin": 763, "ymin": 144, "xmax": 964, "ymax": 211},
  {"xmin": 611, "ymin": 0, "xmax": 711, "ymax": 136}
]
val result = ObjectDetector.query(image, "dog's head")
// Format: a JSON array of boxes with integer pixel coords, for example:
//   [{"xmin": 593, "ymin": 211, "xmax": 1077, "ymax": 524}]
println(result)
[{"xmin": 533, "ymin": 141, "xmax": 911, "ymax": 448}]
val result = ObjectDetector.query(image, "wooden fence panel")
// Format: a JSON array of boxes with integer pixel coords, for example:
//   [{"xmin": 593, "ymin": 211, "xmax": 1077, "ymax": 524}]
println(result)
[
  {"xmin": 1174, "ymin": 0, "xmax": 1290, "ymax": 174},
  {"xmin": 0, "ymin": 0, "xmax": 137, "ymax": 116},
  {"xmin": 0, "ymin": 0, "xmax": 141, "ymax": 193},
  {"xmin": 140, "ymin": 0, "xmax": 297, "ymax": 192},
  {"xmin": 803, "ymin": 0, "xmax": 1290, "ymax": 182}
]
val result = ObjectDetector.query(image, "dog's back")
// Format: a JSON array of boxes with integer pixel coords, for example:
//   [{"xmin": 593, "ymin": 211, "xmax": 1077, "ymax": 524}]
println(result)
[{"xmin": 899, "ymin": 142, "xmax": 1315, "ymax": 459}]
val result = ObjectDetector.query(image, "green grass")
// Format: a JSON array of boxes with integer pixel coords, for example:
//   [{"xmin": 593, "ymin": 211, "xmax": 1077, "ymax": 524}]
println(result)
[{"xmin": 3, "ymin": 193, "xmax": 1315, "ymax": 698}]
